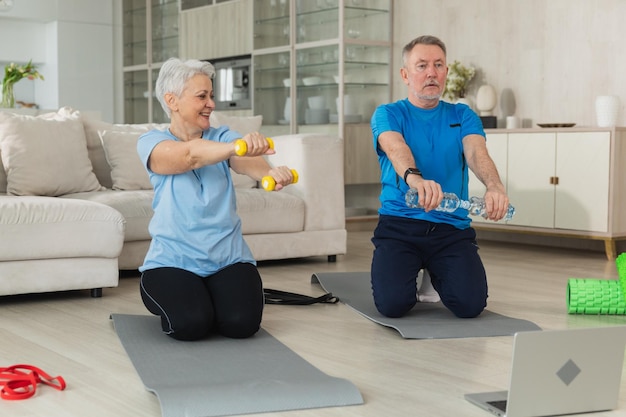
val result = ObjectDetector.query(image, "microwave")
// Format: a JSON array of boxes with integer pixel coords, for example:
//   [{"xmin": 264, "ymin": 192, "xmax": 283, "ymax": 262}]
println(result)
[{"xmin": 209, "ymin": 55, "xmax": 251, "ymax": 111}]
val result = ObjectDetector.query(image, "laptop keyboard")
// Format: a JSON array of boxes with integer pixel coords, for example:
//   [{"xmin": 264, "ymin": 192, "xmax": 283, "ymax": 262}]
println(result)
[{"xmin": 487, "ymin": 400, "xmax": 507, "ymax": 412}]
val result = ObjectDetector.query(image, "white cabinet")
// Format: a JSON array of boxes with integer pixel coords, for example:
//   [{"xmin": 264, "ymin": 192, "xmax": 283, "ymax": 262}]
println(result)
[
  {"xmin": 506, "ymin": 132, "xmax": 557, "ymax": 228},
  {"xmin": 179, "ymin": 0, "xmax": 252, "ymax": 60},
  {"xmin": 469, "ymin": 128, "xmax": 625, "ymax": 260},
  {"xmin": 555, "ymin": 132, "xmax": 610, "ymax": 231}
]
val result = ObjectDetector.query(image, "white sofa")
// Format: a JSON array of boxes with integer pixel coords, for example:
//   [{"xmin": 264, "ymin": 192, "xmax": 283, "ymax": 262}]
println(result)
[{"xmin": 0, "ymin": 108, "xmax": 346, "ymax": 297}]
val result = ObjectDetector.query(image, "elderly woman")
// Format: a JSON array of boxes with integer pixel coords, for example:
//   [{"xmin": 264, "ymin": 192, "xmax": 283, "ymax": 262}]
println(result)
[{"xmin": 137, "ymin": 58, "xmax": 295, "ymax": 341}]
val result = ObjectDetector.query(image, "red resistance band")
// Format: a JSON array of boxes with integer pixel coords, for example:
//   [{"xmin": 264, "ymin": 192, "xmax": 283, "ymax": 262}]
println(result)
[{"xmin": 0, "ymin": 365, "xmax": 66, "ymax": 400}]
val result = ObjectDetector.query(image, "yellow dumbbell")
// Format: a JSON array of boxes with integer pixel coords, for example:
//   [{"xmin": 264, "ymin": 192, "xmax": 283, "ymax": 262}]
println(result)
[
  {"xmin": 261, "ymin": 169, "xmax": 299, "ymax": 191},
  {"xmin": 234, "ymin": 137, "xmax": 274, "ymax": 156}
]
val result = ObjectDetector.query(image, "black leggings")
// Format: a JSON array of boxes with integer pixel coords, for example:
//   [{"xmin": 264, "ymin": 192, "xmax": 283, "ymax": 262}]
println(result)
[{"xmin": 140, "ymin": 263, "xmax": 264, "ymax": 341}]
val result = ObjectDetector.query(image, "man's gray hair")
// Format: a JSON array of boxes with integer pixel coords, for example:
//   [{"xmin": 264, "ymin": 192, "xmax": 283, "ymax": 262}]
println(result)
[
  {"xmin": 401, "ymin": 35, "xmax": 447, "ymax": 67},
  {"xmin": 155, "ymin": 58, "xmax": 216, "ymax": 117}
]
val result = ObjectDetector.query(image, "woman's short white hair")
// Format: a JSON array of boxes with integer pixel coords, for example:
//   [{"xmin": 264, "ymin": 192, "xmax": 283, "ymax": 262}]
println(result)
[{"xmin": 155, "ymin": 58, "xmax": 216, "ymax": 118}]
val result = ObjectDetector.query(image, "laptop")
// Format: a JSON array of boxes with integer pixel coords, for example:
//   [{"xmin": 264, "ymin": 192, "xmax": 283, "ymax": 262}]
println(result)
[{"xmin": 465, "ymin": 326, "xmax": 626, "ymax": 417}]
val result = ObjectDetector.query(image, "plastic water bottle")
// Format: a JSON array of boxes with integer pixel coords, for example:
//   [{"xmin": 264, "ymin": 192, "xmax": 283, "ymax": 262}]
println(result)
[{"xmin": 405, "ymin": 189, "xmax": 515, "ymax": 221}]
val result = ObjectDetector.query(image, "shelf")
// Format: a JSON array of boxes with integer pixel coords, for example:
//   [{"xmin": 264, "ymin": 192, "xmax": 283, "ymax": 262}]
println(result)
[
  {"xmin": 122, "ymin": 0, "xmax": 178, "ymax": 123},
  {"xmin": 296, "ymin": 5, "xmax": 390, "ymax": 21},
  {"xmin": 252, "ymin": 0, "xmax": 390, "ymax": 138}
]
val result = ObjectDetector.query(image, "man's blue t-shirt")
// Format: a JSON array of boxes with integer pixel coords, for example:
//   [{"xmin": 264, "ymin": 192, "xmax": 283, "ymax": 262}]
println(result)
[
  {"xmin": 137, "ymin": 127, "xmax": 255, "ymax": 276},
  {"xmin": 371, "ymin": 99, "xmax": 485, "ymax": 229}
]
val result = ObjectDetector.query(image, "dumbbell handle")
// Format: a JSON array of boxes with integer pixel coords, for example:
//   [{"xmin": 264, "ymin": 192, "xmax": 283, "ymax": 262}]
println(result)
[
  {"xmin": 261, "ymin": 169, "xmax": 299, "ymax": 191},
  {"xmin": 234, "ymin": 137, "xmax": 274, "ymax": 156}
]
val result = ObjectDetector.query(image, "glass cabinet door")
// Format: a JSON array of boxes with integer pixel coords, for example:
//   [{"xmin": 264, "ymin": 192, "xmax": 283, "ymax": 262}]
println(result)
[
  {"xmin": 252, "ymin": 0, "xmax": 392, "ymax": 133},
  {"xmin": 254, "ymin": 0, "xmax": 291, "ymax": 50},
  {"xmin": 151, "ymin": 68, "xmax": 168, "ymax": 123},
  {"xmin": 342, "ymin": 44, "xmax": 390, "ymax": 123},
  {"xmin": 124, "ymin": 70, "xmax": 150, "ymax": 124},
  {"xmin": 344, "ymin": 0, "xmax": 391, "ymax": 42},
  {"xmin": 151, "ymin": 0, "xmax": 179, "ymax": 64},
  {"xmin": 123, "ymin": 0, "xmax": 148, "ymax": 67},
  {"xmin": 296, "ymin": 45, "xmax": 338, "ymax": 129},
  {"xmin": 295, "ymin": 1, "xmax": 339, "ymax": 43},
  {"xmin": 253, "ymin": 52, "xmax": 291, "ymax": 136},
  {"xmin": 123, "ymin": 0, "xmax": 178, "ymax": 123}
]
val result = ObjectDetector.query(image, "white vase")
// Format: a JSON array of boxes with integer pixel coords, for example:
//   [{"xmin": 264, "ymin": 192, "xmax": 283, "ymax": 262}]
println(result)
[
  {"xmin": 595, "ymin": 95, "xmax": 620, "ymax": 127},
  {"xmin": 284, "ymin": 97, "xmax": 291, "ymax": 122},
  {"xmin": 475, "ymin": 84, "xmax": 497, "ymax": 116}
]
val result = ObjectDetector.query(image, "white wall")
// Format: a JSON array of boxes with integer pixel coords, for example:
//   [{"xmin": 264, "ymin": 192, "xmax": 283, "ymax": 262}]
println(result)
[
  {"xmin": 392, "ymin": 0, "xmax": 626, "ymax": 127},
  {"xmin": 391, "ymin": 0, "xmax": 626, "ymax": 253},
  {"xmin": 0, "ymin": 0, "xmax": 115, "ymax": 121}
]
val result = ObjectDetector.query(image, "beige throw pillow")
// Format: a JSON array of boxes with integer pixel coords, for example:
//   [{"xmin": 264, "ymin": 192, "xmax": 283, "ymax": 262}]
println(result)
[
  {"xmin": 0, "ymin": 110, "xmax": 104, "ymax": 196},
  {"xmin": 209, "ymin": 112, "xmax": 263, "ymax": 135},
  {"xmin": 81, "ymin": 115, "xmax": 169, "ymax": 189},
  {"xmin": 0, "ymin": 147, "xmax": 6, "ymax": 193},
  {"xmin": 99, "ymin": 130, "xmax": 153, "ymax": 190},
  {"xmin": 209, "ymin": 112, "xmax": 263, "ymax": 189}
]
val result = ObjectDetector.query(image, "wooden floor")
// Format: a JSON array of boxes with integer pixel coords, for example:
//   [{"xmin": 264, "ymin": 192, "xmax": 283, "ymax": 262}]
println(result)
[{"xmin": 1, "ymin": 231, "xmax": 626, "ymax": 417}]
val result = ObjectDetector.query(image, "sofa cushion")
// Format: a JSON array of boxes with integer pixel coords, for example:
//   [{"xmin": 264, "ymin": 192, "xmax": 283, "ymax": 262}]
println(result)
[
  {"xmin": 0, "ymin": 109, "xmax": 104, "ymax": 196},
  {"xmin": 210, "ymin": 112, "xmax": 263, "ymax": 189},
  {"xmin": 99, "ymin": 130, "xmax": 153, "ymax": 190},
  {"xmin": 236, "ymin": 188, "xmax": 304, "ymax": 234},
  {"xmin": 0, "ymin": 195, "xmax": 124, "ymax": 261},
  {"xmin": 81, "ymin": 115, "xmax": 169, "ymax": 189},
  {"xmin": 210, "ymin": 112, "xmax": 263, "ymax": 136},
  {"xmin": 0, "ymin": 147, "xmax": 6, "ymax": 194},
  {"xmin": 61, "ymin": 190, "xmax": 154, "ymax": 241}
]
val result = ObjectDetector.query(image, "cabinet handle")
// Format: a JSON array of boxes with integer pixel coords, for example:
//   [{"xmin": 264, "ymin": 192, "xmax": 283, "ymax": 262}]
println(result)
[{"xmin": 550, "ymin": 176, "xmax": 560, "ymax": 185}]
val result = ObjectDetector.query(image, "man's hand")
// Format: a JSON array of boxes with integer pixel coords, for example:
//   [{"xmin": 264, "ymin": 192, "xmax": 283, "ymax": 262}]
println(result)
[
  {"xmin": 483, "ymin": 187, "xmax": 509, "ymax": 221},
  {"xmin": 407, "ymin": 176, "xmax": 443, "ymax": 211}
]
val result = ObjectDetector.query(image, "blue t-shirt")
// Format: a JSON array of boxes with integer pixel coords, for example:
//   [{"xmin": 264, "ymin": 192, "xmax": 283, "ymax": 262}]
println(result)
[
  {"xmin": 137, "ymin": 126, "xmax": 255, "ymax": 276},
  {"xmin": 371, "ymin": 99, "xmax": 485, "ymax": 229}
]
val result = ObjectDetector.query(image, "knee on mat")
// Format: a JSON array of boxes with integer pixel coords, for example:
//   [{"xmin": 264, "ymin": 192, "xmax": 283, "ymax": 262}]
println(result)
[
  {"xmin": 375, "ymin": 300, "xmax": 414, "ymax": 319},
  {"xmin": 166, "ymin": 314, "xmax": 214, "ymax": 341},
  {"xmin": 217, "ymin": 314, "xmax": 262, "ymax": 339},
  {"xmin": 168, "ymin": 323, "xmax": 211, "ymax": 341},
  {"xmin": 448, "ymin": 300, "xmax": 486, "ymax": 319}
]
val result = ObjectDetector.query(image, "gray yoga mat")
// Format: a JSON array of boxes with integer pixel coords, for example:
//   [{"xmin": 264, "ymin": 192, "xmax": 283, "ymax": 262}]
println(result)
[
  {"xmin": 312, "ymin": 272, "xmax": 541, "ymax": 339},
  {"xmin": 111, "ymin": 314, "xmax": 363, "ymax": 417}
]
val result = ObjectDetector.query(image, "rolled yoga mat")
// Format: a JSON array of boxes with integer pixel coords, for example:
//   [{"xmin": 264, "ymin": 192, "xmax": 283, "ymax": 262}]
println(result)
[
  {"xmin": 111, "ymin": 314, "xmax": 363, "ymax": 417},
  {"xmin": 567, "ymin": 253, "xmax": 626, "ymax": 314},
  {"xmin": 311, "ymin": 272, "xmax": 541, "ymax": 339}
]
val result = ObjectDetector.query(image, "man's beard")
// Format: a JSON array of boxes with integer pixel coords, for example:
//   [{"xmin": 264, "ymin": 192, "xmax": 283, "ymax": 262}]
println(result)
[
  {"xmin": 411, "ymin": 81, "xmax": 442, "ymax": 101},
  {"xmin": 416, "ymin": 92, "xmax": 442, "ymax": 100}
]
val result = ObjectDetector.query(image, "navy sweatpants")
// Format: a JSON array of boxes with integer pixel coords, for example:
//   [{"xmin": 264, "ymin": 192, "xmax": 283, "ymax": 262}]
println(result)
[
  {"xmin": 140, "ymin": 262, "xmax": 264, "ymax": 341},
  {"xmin": 371, "ymin": 215, "xmax": 488, "ymax": 319}
]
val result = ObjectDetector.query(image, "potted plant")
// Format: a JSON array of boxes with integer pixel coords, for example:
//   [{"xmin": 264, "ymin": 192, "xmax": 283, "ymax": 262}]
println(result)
[
  {"xmin": 443, "ymin": 60, "xmax": 475, "ymax": 103},
  {"xmin": 1, "ymin": 60, "xmax": 44, "ymax": 108}
]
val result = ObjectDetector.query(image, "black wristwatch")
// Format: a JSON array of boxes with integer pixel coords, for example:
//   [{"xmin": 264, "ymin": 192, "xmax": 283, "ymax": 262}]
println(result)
[{"xmin": 403, "ymin": 167, "xmax": 422, "ymax": 183}]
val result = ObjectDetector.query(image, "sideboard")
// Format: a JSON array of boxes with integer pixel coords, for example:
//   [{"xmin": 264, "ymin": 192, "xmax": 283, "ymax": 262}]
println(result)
[{"xmin": 469, "ymin": 126, "xmax": 626, "ymax": 260}]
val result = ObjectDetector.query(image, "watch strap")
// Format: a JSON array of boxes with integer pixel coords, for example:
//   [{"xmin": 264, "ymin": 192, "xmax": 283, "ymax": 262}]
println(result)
[{"xmin": 403, "ymin": 167, "xmax": 422, "ymax": 183}]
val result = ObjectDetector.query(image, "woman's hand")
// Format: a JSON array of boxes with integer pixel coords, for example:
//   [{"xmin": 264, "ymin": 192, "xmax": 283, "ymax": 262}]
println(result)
[
  {"xmin": 265, "ymin": 166, "xmax": 295, "ymax": 191},
  {"xmin": 235, "ymin": 132, "xmax": 275, "ymax": 157}
]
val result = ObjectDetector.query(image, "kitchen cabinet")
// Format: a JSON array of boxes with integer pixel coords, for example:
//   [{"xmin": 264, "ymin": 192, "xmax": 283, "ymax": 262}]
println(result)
[
  {"xmin": 252, "ymin": 0, "xmax": 392, "ymax": 190},
  {"xmin": 122, "ymin": 0, "xmax": 179, "ymax": 123},
  {"xmin": 179, "ymin": 0, "xmax": 253, "ymax": 60},
  {"xmin": 468, "ymin": 128, "xmax": 626, "ymax": 260}
]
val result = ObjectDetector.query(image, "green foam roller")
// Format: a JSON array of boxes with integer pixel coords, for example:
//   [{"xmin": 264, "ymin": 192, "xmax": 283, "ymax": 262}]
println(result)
[
  {"xmin": 567, "ymin": 278, "xmax": 626, "ymax": 315},
  {"xmin": 617, "ymin": 253, "xmax": 626, "ymax": 298}
]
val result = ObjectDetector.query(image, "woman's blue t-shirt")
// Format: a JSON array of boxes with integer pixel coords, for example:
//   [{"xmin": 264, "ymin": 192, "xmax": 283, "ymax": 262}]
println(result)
[
  {"xmin": 137, "ymin": 127, "xmax": 255, "ymax": 276},
  {"xmin": 371, "ymin": 99, "xmax": 485, "ymax": 229}
]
